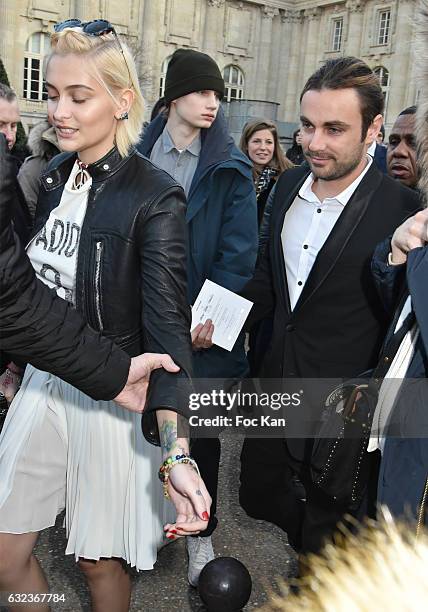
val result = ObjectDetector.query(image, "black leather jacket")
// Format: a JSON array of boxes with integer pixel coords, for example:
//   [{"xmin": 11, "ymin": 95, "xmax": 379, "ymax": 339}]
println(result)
[
  {"xmin": 0, "ymin": 134, "xmax": 131, "ymax": 400},
  {"xmin": 32, "ymin": 147, "xmax": 193, "ymax": 444}
]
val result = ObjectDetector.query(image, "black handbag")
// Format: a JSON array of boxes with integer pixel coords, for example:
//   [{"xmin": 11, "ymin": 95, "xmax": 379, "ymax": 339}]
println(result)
[
  {"xmin": 310, "ymin": 379, "xmax": 379, "ymax": 507},
  {"xmin": 310, "ymin": 310, "xmax": 415, "ymax": 507}
]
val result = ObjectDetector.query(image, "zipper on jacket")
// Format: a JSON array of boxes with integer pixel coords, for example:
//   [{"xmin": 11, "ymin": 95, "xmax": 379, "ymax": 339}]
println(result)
[{"xmin": 94, "ymin": 241, "xmax": 104, "ymax": 330}]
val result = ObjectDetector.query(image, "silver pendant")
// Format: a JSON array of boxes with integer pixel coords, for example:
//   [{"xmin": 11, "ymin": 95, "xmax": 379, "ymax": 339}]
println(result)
[{"xmin": 72, "ymin": 160, "xmax": 90, "ymax": 190}]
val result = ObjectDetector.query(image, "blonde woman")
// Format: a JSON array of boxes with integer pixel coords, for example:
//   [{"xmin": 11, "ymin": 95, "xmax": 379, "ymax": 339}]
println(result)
[{"xmin": 0, "ymin": 20, "xmax": 210, "ymax": 612}]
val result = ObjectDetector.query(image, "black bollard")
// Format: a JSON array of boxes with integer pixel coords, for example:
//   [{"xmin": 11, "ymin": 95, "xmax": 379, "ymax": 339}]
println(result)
[{"xmin": 198, "ymin": 556, "xmax": 252, "ymax": 612}]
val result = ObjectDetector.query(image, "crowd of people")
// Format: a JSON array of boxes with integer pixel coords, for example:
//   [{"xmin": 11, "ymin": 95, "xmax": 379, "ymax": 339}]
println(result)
[{"xmin": 0, "ymin": 11, "xmax": 427, "ymax": 611}]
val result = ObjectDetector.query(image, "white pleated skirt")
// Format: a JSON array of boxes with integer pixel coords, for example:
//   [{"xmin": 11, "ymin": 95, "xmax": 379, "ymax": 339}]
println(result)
[{"xmin": 0, "ymin": 364, "xmax": 176, "ymax": 570}]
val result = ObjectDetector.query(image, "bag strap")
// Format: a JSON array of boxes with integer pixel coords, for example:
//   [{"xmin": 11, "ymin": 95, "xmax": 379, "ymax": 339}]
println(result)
[
  {"xmin": 371, "ymin": 309, "xmax": 416, "ymax": 389},
  {"xmin": 416, "ymin": 475, "xmax": 428, "ymax": 537}
]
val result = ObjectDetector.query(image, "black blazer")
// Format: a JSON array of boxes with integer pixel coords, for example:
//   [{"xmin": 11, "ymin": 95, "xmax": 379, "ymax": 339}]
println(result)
[{"xmin": 242, "ymin": 163, "xmax": 421, "ymax": 382}]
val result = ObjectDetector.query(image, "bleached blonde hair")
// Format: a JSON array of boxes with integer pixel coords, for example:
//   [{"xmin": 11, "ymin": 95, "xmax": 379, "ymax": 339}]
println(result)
[
  {"xmin": 46, "ymin": 28, "xmax": 144, "ymax": 158},
  {"xmin": 260, "ymin": 513, "xmax": 428, "ymax": 612}
]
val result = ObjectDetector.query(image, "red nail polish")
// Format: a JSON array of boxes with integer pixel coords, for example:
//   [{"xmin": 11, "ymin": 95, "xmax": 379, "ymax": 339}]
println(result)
[
  {"xmin": 202, "ymin": 511, "xmax": 210, "ymax": 521},
  {"xmin": 167, "ymin": 534, "xmax": 175, "ymax": 540},
  {"xmin": 170, "ymin": 529, "xmax": 178, "ymax": 534}
]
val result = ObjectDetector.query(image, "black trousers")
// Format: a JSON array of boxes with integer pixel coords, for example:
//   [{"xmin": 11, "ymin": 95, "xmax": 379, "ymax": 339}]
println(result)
[
  {"xmin": 190, "ymin": 437, "xmax": 220, "ymax": 537},
  {"xmin": 239, "ymin": 437, "xmax": 379, "ymax": 554}
]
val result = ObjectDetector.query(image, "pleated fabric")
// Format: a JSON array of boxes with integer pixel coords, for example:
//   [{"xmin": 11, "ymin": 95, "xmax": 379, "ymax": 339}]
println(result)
[{"xmin": 0, "ymin": 364, "xmax": 176, "ymax": 570}]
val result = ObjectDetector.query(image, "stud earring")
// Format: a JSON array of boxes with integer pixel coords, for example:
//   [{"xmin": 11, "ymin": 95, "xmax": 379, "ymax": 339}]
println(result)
[{"xmin": 118, "ymin": 111, "xmax": 129, "ymax": 121}]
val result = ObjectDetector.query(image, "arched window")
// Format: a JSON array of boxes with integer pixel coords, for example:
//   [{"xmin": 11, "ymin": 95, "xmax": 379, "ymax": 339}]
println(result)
[
  {"xmin": 159, "ymin": 56, "xmax": 171, "ymax": 97},
  {"xmin": 23, "ymin": 32, "xmax": 50, "ymax": 101},
  {"xmin": 223, "ymin": 65, "xmax": 244, "ymax": 102},
  {"xmin": 373, "ymin": 66, "xmax": 390, "ymax": 117}
]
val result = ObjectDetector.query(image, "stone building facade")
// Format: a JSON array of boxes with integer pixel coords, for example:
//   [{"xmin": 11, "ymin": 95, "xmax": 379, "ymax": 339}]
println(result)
[{"xmin": 0, "ymin": 0, "xmax": 419, "ymax": 137}]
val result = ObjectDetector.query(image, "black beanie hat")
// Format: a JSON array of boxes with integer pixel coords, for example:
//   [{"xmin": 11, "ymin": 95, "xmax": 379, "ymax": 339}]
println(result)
[{"xmin": 164, "ymin": 49, "xmax": 225, "ymax": 105}]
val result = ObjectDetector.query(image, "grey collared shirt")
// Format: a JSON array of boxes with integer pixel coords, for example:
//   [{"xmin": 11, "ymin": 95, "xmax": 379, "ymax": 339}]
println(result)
[{"xmin": 150, "ymin": 126, "xmax": 201, "ymax": 196}]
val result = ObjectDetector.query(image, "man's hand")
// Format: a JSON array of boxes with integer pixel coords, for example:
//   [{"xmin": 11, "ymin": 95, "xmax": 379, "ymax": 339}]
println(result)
[
  {"xmin": 114, "ymin": 353, "xmax": 180, "ymax": 413},
  {"xmin": 390, "ymin": 209, "xmax": 428, "ymax": 265},
  {"xmin": 191, "ymin": 319, "xmax": 214, "ymax": 350}
]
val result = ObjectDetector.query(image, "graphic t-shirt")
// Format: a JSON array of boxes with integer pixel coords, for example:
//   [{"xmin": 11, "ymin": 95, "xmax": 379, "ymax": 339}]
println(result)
[{"xmin": 27, "ymin": 162, "xmax": 92, "ymax": 303}]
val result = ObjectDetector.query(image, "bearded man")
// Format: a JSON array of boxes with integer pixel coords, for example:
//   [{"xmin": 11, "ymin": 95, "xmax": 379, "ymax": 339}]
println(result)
[{"xmin": 238, "ymin": 57, "xmax": 421, "ymax": 556}]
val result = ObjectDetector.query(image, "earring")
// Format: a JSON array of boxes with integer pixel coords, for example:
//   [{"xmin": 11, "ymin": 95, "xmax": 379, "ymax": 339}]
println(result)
[{"xmin": 118, "ymin": 111, "xmax": 128, "ymax": 121}]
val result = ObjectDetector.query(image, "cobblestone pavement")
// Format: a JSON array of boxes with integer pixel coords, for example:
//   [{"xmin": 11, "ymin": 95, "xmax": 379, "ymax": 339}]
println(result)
[{"xmin": 1, "ymin": 431, "xmax": 297, "ymax": 611}]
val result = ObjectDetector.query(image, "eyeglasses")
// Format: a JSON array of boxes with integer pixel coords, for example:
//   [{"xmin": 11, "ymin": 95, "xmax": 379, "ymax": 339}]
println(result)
[{"xmin": 54, "ymin": 19, "xmax": 132, "ymax": 86}]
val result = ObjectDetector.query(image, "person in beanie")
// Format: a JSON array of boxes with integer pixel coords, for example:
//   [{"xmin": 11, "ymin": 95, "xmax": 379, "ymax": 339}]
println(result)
[{"xmin": 139, "ymin": 48, "xmax": 258, "ymax": 586}]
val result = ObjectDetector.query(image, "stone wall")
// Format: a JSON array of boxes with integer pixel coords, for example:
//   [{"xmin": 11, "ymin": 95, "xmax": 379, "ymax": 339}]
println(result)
[{"xmin": 0, "ymin": 0, "xmax": 419, "ymax": 135}]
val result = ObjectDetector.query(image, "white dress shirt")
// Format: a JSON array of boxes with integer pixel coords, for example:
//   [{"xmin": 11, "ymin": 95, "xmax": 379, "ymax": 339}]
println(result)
[
  {"xmin": 367, "ymin": 296, "xmax": 417, "ymax": 454},
  {"xmin": 367, "ymin": 141, "xmax": 376, "ymax": 157},
  {"xmin": 281, "ymin": 156, "xmax": 373, "ymax": 310}
]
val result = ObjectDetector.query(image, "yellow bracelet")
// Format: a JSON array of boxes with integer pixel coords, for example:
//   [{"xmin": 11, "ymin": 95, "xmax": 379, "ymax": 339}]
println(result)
[{"xmin": 159, "ymin": 456, "xmax": 200, "ymax": 499}]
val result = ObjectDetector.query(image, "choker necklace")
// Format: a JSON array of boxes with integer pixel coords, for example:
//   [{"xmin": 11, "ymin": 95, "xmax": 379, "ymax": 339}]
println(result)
[{"xmin": 73, "ymin": 159, "xmax": 90, "ymax": 190}]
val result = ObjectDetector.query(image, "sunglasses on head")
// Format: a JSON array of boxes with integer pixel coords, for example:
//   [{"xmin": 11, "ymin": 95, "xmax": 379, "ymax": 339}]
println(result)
[
  {"xmin": 54, "ymin": 19, "xmax": 132, "ymax": 85},
  {"xmin": 54, "ymin": 18, "xmax": 114, "ymax": 35}
]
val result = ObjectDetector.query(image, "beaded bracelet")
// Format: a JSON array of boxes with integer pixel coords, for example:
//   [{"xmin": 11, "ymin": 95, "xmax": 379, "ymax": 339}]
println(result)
[{"xmin": 158, "ymin": 453, "xmax": 200, "ymax": 499}]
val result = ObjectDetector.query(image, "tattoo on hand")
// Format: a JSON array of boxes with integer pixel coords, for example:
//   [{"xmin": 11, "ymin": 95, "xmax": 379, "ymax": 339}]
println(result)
[{"xmin": 195, "ymin": 490, "xmax": 202, "ymax": 496}]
